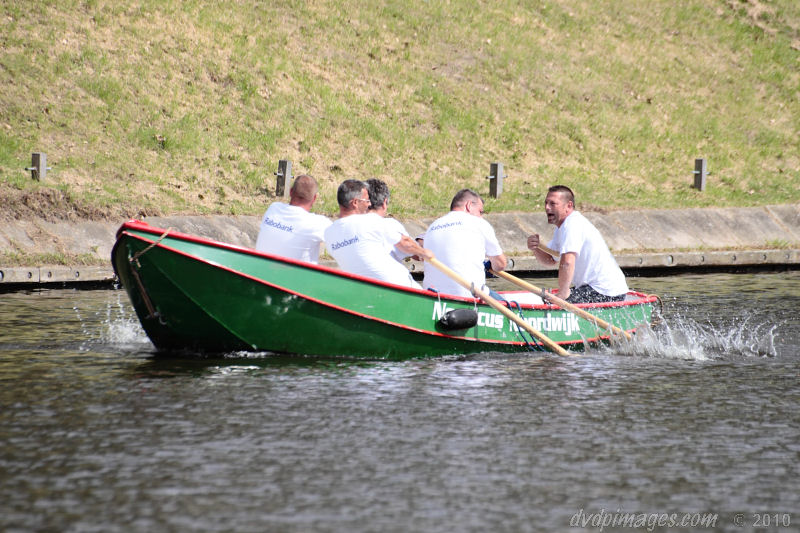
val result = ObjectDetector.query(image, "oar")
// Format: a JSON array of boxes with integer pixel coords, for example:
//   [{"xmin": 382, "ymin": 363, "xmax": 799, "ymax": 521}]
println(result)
[
  {"xmin": 490, "ymin": 269, "xmax": 633, "ymax": 341},
  {"xmin": 537, "ymin": 244, "xmax": 560, "ymax": 258},
  {"xmin": 426, "ymin": 257, "xmax": 571, "ymax": 357},
  {"xmin": 519, "ymin": 222, "xmax": 559, "ymax": 258}
]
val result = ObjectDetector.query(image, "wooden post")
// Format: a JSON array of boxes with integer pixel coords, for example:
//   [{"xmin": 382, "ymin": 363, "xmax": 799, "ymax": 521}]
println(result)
[
  {"xmin": 27, "ymin": 152, "xmax": 49, "ymax": 180},
  {"xmin": 275, "ymin": 159, "xmax": 292, "ymax": 198},
  {"xmin": 693, "ymin": 158, "xmax": 706, "ymax": 191},
  {"xmin": 487, "ymin": 162, "xmax": 505, "ymax": 198}
]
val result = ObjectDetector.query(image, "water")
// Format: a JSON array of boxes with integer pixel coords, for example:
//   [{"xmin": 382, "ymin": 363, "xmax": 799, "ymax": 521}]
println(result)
[{"xmin": 1, "ymin": 271, "xmax": 798, "ymax": 532}]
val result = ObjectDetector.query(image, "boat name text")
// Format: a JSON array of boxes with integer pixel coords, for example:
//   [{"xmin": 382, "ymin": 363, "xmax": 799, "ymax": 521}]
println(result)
[
  {"xmin": 515, "ymin": 313, "xmax": 580, "ymax": 336},
  {"xmin": 432, "ymin": 301, "xmax": 581, "ymax": 335}
]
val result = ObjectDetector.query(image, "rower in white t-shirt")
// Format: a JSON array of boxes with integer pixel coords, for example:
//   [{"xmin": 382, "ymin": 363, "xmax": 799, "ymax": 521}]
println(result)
[
  {"xmin": 365, "ymin": 178, "xmax": 413, "ymax": 263},
  {"xmin": 422, "ymin": 189, "xmax": 507, "ymax": 298},
  {"xmin": 527, "ymin": 185, "xmax": 628, "ymax": 303},
  {"xmin": 324, "ymin": 179, "xmax": 432, "ymax": 289},
  {"xmin": 255, "ymin": 175, "xmax": 332, "ymax": 264}
]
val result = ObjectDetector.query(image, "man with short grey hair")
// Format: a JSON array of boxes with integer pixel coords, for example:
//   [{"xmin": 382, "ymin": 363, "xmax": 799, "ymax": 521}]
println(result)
[
  {"xmin": 366, "ymin": 178, "xmax": 414, "ymax": 263},
  {"xmin": 325, "ymin": 180, "xmax": 431, "ymax": 288}
]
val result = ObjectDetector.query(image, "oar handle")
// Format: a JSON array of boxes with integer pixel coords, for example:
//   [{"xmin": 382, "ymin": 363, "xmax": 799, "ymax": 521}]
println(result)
[
  {"xmin": 426, "ymin": 257, "xmax": 571, "ymax": 357},
  {"xmin": 538, "ymin": 244, "xmax": 560, "ymax": 258},
  {"xmin": 492, "ymin": 270, "xmax": 632, "ymax": 341}
]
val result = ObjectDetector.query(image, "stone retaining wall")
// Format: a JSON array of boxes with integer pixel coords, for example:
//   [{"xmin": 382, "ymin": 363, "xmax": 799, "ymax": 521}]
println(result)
[{"xmin": 1, "ymin": 204, "xmax": 798, "ymax": 284}]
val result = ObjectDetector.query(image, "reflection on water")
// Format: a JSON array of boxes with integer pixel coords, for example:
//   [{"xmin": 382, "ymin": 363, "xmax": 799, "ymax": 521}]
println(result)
[{"xmin": 0, "ymin": 271, "xmax": 798, "ymax": 532}]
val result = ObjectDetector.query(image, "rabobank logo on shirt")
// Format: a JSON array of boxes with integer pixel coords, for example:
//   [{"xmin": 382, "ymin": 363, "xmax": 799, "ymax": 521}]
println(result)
[
  {"xmin": 264, "ymin": 217, "xmax": 293, "ymax": 233},
  {"xmin": 331, "ymin": 235, "xmax": 359, "ymax": 250},
  {"xmin": 428, "ymin": 221, "xmax": 463, "ymax": 232}
]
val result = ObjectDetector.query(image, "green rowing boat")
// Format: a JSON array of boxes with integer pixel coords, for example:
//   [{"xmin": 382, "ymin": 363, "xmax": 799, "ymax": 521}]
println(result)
[{"xmin": 112, "ymin": 220, "xmax": 657, "ymax": 359}]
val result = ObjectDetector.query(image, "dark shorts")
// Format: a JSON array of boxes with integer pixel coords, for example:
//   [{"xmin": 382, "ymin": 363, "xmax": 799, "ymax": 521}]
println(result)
[{"xmin": 565, "ymin": 285, "xmax": 626, "ymax": 304}]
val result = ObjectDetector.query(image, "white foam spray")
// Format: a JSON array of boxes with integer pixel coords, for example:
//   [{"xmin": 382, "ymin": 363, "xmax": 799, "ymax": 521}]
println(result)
[{"xmin": 609, "ymin": 312, "xmax": 780, "ymax": 361}]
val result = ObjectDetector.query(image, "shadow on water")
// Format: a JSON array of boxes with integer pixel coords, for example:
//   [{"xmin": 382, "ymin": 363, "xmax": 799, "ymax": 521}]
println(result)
[
  {"xmin": 128, "ymin": 348, "xmax": 556, "ymax": 380},
  {"xmin": 128, "ymin": 352, "xmax": 390, "ymax": 379}
]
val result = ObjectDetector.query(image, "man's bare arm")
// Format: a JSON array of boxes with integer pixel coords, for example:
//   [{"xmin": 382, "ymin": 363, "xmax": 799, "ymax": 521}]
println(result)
[
  {"xmin": 396, "ymin": 235, "xmax": 433, "ymax": 261},
  {"xmin": 556, "ymin": 252, "xmax": 576, "ymax": 299}
]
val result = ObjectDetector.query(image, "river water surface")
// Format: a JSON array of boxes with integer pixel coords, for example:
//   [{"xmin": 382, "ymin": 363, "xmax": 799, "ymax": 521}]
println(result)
[{"xmin": 1, "ymin": 271, "xmax": 798, "ymax": 532}]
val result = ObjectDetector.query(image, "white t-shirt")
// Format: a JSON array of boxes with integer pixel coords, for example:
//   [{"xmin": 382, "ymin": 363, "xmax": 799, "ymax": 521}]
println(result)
[
  {"xmin": 255, "ymin": 202, "xmax": 332, "ymax": 264},
  {"xmin": 422, "ymin": 210, "xmax": 503, "ymax": 298},
  {"xmin": 385, "ymin": 216, "xmax": 411, "ymax": 263},
  {"xmin": 549, "ymin": 210, "xmax": 628, "ymax": 297},
  {"xmin": 324, "ymin": 212, "xmax": 421, "ymax": 289}
]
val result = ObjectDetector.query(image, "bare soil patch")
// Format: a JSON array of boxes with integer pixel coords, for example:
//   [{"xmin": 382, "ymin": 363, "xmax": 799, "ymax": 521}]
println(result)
[{"xmin": 0, "ymin": 186, "xmax": 160, "ymax": 223}]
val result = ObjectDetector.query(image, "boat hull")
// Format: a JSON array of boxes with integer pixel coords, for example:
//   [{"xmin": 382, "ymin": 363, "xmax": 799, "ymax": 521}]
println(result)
[{"xmin": 112, "ymin": 220, "xmax": 657, "ymax": 359}]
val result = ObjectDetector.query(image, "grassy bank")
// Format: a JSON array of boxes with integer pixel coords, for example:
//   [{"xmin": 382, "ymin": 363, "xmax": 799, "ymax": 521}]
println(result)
[{"xmin": 1, "ymin": 0, "xmax": 798, "ymax": 221}]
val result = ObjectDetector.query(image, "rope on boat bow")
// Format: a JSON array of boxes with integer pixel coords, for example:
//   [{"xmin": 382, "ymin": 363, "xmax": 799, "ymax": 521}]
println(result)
[
  {"xmin": 469, "ymin": 281, "xmax": 543, "ymax": 352},
  {"xmin": 507, "ymin": 300, "xmax": 545, "ymax": 352},
  {"xmin": 130, "ymin": 227, "xmax": 173, "ymax": 265},
  {"xmin": 128, "ymin": 228, "xmax": 172, "ymax": 321}
]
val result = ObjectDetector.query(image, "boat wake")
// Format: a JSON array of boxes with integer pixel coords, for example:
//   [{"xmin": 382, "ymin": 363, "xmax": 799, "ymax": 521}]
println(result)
[{"xmin": 610, "ymin": 313, "xmax": 781, "ymax": 360}]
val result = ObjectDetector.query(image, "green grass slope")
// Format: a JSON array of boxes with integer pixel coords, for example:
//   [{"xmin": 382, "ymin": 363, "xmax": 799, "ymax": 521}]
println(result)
[{"xmin": 1, "ymin": 0, "xmax": 798, "ymax": 220}]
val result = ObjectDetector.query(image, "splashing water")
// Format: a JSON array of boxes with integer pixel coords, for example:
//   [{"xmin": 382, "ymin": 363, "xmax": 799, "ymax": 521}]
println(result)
[
  {"xmin": 102, "ymin": 312, "xmax": 150, "ymax": 346},
  {"xmin": 612, "ymin": 312, "xmax": 780, "ymax": 361},
  {"xmin": 75, "ymin": 292, "xmax": 151, "ymax": 350}
]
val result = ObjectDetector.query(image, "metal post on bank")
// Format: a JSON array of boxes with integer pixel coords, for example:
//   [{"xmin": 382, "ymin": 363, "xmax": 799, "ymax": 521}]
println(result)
[{"xmin": 275, "ymin": 159, "xmax": 292, "ymax": 198}]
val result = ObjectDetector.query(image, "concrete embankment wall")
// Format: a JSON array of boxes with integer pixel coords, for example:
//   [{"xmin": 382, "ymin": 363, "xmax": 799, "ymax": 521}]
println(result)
[{"xmin": 1, "ymin": 204, "xmax": 799, "ymax": 285}]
